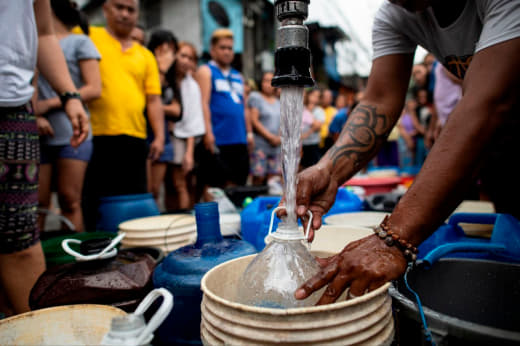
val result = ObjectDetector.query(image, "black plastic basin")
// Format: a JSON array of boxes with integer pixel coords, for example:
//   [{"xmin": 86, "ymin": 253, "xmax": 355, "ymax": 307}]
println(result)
[{"xmin": 391, "ymin": 258, "xmax": 520, "ymax": 345}]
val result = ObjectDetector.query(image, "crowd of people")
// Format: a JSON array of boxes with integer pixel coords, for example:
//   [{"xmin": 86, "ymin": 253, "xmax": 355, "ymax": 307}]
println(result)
[
  {"xmin": 1, "ymin": 0, "xmax": 517, "ymax": 318},
  {"xmin": 36, "ymin": 0, "xmax": 462, "ymax": 234}
]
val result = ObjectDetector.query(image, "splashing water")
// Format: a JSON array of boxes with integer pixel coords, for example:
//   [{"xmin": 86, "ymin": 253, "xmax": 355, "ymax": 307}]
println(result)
[{"xmin": 280, "ymin": 86, "xmax": 304, "ymax": 228}]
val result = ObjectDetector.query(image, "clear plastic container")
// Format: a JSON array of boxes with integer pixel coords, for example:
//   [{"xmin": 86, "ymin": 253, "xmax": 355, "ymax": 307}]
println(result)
[{"xmin": 236, "ymin": 208, "xmax": 320, "ymax": 308}]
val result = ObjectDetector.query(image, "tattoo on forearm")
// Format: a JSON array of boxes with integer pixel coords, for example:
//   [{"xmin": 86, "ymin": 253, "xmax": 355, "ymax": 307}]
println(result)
[{"xmin": 328, "ymin": 103, "xmax": 392, "ymax": 168}]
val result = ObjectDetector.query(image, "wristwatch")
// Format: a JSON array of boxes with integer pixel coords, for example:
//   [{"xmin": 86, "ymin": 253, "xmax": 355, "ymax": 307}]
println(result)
[{"xmin": 59, "ymin": 91, "xmax": 81, "ymax": 106}]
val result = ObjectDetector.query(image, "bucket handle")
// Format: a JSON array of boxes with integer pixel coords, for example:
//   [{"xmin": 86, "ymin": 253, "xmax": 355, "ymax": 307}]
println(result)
[
  {"xmin": 133, "ymin": 288, "xmax": 174, "ymax": 346},
  {"xmin": 422, "ymin": 242, "xmax": 506, "ymax": 266},
  {"xmin": 268, "ymin": 206, "xmax": 313, "ymax": 241},
  {"xmin": 61, "ymin": 232, "xmax": 126, "ymax": 262}
]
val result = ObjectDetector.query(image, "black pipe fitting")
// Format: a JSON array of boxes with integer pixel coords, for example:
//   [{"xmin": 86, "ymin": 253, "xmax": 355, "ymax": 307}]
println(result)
[{"xmin": 272, "ymin": 46, "xmax": 314, "ymax": 87}]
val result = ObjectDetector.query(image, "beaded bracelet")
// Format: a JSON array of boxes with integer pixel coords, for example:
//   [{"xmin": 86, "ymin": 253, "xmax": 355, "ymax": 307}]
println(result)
[{"xmin": 373, "ymin": 216, "xmax": 418, "ymax": 263}]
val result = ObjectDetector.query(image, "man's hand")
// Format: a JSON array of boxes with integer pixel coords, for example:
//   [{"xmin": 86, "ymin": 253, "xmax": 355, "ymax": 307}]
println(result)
[
  {"xmin": 294, "ymin": 164, "xmax": 339, "ymax": 241},
  {"xmin": 64, "ymin": 98, "xmax": 89, "ymax": 147},
  {"xmin": 149, "ymin": 137, "xmax": 164, "ymax": 161},
  {"xmin": 36, "ymin": 116, "xmax": 54, "ymax": 137},
  {"xmin": 268, "ymin": 134, "xmax": 281, "ymax": 147},
  {"xmin": 247, "ymin": 133, "xmax": 255, "ymax": 153},
  {"xmin": 182, "ymin": 152, "xmax": 194, "ymax": 174},
  {"xmin": 203, "ymin": 131, "xmax": 216, "ymax": 153},
  {"xmin": 295, "ymin": 235, "xmax": 407, "ymax": 304}
]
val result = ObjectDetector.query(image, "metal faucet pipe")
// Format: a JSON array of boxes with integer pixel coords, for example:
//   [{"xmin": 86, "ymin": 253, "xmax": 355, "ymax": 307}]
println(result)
[{"xmin": 271, "ymin": 0, "xmax": 315, "ymax": 87}]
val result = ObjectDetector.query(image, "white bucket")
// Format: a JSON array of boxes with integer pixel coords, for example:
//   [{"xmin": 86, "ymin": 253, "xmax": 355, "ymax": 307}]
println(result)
[
  {"xmin": 118, "ymin": 214, "xmax": 197, "ymax": 252},
  {"xmin": 0, "ymin": 305, "xmax": 125, "ymax": 345},
  {"xmin": 200, "ymin": 254, "xmax": 394, "ymax": 345},
  {"xmin": 323, "ymin": 211, "xmax": 389, "ymax": 229},
  {"xmin": 309, "ymin": 225, "xmax": 374, "ymax": 254}
]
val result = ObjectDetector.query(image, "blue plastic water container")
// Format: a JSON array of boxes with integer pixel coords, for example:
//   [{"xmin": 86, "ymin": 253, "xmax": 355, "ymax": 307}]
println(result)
[
  {"xmin": 241, "ymin": 188, "xmax": 362, "ymax": 251},
  {"xmin": 418, "ymin": 213, "xmax": 520, "ymax": 263},
  {"xmin": 96, "ymin": 193, "xmax": 160, "ymax": 232},
  {"xmin": 153, "ymin": 202, "xmax": 257, "ymax": 345}
]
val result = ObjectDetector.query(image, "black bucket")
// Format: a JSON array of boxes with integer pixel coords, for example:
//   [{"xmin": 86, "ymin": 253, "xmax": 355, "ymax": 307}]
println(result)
[{"xmin": 390, "ymin": 258, "xmax": 520, "ymax": 345}]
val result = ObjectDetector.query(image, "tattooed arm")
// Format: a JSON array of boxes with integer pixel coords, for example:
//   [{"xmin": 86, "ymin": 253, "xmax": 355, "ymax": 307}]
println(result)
[
  {"xmin": 295, "ymin": 54, "xmax": 414, "ymax": 235},
  {"xmin": 294, "ymin": 39, "xmax": 520, "ymax": 305}
]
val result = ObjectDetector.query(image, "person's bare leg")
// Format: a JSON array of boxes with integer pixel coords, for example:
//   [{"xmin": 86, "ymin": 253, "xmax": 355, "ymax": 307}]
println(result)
[
  {"xmin": 173, "ymin": 166, "xmax": 191, "ymax": 210},
  {"xmin": 56, "ymin": 158, "xmax": 88, "ymax": 232},
  {"xmin": 0, "ymin": 243, "xmax": 45, "ymax": 314},
  {"xmin": 150, "ymin": 162, "xmax": 167, "ymax": 206},
  {"xmin": 146, "ymin": 159, "xmax": 153, "ymax": 194},
  {"xmin": 37, "ymin": 164, "xmax": 52, "ymax": 232}
]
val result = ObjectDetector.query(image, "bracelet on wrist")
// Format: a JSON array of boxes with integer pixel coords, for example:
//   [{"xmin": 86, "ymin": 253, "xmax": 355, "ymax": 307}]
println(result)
[
  {"xmin": 373, "ymin": 216, "xmax": 418, "ymax": 264},
  {"xmin": 59, "ymin": 91, "xmax": 81, "ymax": 107}
]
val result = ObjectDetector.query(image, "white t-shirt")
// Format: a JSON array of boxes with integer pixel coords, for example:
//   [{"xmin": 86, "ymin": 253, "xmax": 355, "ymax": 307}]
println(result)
[
  {"xmin": 0, "ymin": 0, "xmax": 38, "ymax": 106},
  {"xmin": 372, "ymin": 0, "xmax": 520, "ymax": 79},
  {"xmin": 174, "ymin": 73, "xmax": 206, "ymax": 138}
]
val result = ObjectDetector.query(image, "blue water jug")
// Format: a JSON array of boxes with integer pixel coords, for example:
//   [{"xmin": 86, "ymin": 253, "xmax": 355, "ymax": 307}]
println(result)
[
  {"xmin": 419, "ymin": 213, "xmax": 520, "ymax": 263},
  {"xmin": 96, "ymin": 193, "xmax": 160, "ymax": 232},
  {"xmin": 153, "ymin": 202, "xmax": 257, "ymax": 345}
]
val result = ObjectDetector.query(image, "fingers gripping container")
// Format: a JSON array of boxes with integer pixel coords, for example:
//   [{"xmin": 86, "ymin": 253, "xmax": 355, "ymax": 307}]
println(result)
[{"xmin": 241, "ymin": 188, "xmax": 362, "ymax": 251}]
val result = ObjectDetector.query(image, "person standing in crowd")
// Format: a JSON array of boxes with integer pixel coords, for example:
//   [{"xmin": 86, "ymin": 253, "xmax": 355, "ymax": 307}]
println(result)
[
  {"xmin": 81, "ymin": 0, "xmax": 164, "ymax": 230},
  {"xmin": 327, "ymin": 98, "xmax": 350, "ymax": 144},
  {"xmin": 34, "ymin": 0, "xmax": 101, "ymax": 233},
  {"xmin": 291, "ymin": 0, "xmax": 520, "ymax": 304},
  {"xmin": 427, "ymin": 63, "xmax": 463, "ymax": 148},
  {"xmin": 196, "ymin": 28, "xmax": 253, "ymax": 189},
  {"xmin": 167, "ymin": 42, "xmax": 206, "ymax": 211},
  {"xmin": 319, "ymin": 89, "xmax": 337, "ymax": 152},
  {"xmin": 301, "ymin": 88, "xmax": 325, "ymax": 169},
  {"xmin": 423, "ymin": 52, "xmax": 437, "ymax": 98},
  {"xmin": 248, "ymin": 71, "xmax": 282, "ymax": 188},
  {"xmin": 130, "ymin": 24, "xmax": 145, "ymax": 45},
  {"xmin": 146, "ymin": 30, "xmax": 181, "ymax": 207},
  {"xmin": 397, "ymin": 98, "xmax": 424, "ymax": 168},
  {"xmin": 414, "ymin": 87, "xmax": 432, "ymax": 165},
  {"xmin": 0, "ymin": 0, "xmax": 89, "ymax": 314}
]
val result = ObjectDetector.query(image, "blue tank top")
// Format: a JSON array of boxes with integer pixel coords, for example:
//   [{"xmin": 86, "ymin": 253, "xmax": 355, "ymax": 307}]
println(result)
[{"xmin": 208, "ymin": 61, "xmax": 246, "ymax": 145}]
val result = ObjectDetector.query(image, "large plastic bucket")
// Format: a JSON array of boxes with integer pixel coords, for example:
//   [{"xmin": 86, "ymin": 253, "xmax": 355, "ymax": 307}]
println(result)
[
  {"xmin": 309, "ymin": 225, "xmax": 373, "ymax": 254},
  {"xmin": 0, "ymin": 305, "xmax": 125, "ymax": 345},
  {"xmin": 200, "ymin": 254, "xmax": 394, "ymax": 345},
  {"xmin": 391, "ymin": 258, "xmax": 520, "ymax": 345},
  {"xmin": 97, "ymin": 193, "xmax": 160, "ymax": 232}
]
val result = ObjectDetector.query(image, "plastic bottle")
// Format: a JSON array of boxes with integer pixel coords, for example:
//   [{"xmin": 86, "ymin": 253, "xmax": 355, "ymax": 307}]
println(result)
[
  {"xmin": 101, "ymin": 288, "xmax": 173, "ymax": 346},
  {"xmin": 236, "ymin": 207, "xmax": 320, "ymax": 308}
]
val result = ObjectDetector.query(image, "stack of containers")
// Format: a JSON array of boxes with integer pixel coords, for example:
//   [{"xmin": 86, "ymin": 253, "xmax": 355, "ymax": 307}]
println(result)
[{"xmin": 118, "ymin": 214, "xmax": 197, "ymax": 253}]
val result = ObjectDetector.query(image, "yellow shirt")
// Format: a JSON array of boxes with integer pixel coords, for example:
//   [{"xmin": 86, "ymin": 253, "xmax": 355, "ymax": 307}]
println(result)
[
  {"xmin": 86, "ymin": 27, "xmax": 161, "ymax": 138},
  {"xmin": 320, "ymin": 106, "xmax": 337, "ymax": 147}
]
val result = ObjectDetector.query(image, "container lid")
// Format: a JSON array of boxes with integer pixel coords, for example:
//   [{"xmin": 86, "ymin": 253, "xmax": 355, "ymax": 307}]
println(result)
[
  {"xmin": 121, "ymin": 234, "xmax": 196, "ymax": 247},
  {"xmin": 310, "ymin": 225, "xmax": 373, "ymax": 254},
  {"xmin": 345, "ymin": 176, "xmax": 402, "ymax": 187},
  {"xmin": 220, "ymin": 213, "xmax": 241, "ymax": 237},
  {"xmin": 119, "ymin": 214, "xmax": 196, "ymax": 233},
  {"xmin": 324, "ymin": 212, "xmax": 389, "ymax": 228}
]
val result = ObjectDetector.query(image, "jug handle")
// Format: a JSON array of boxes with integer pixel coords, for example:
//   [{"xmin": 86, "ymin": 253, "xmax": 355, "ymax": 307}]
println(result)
[
  {"xmin": 268, "ymin": 206, "xmax": 313, "ymax": 241},
  {"xmin": 61, "ymin": 232, "xmax": 126, "ymax": 261},
  {"xmin": 133, "ymin": 288, "xmax": 174, "ymax": 346}
]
